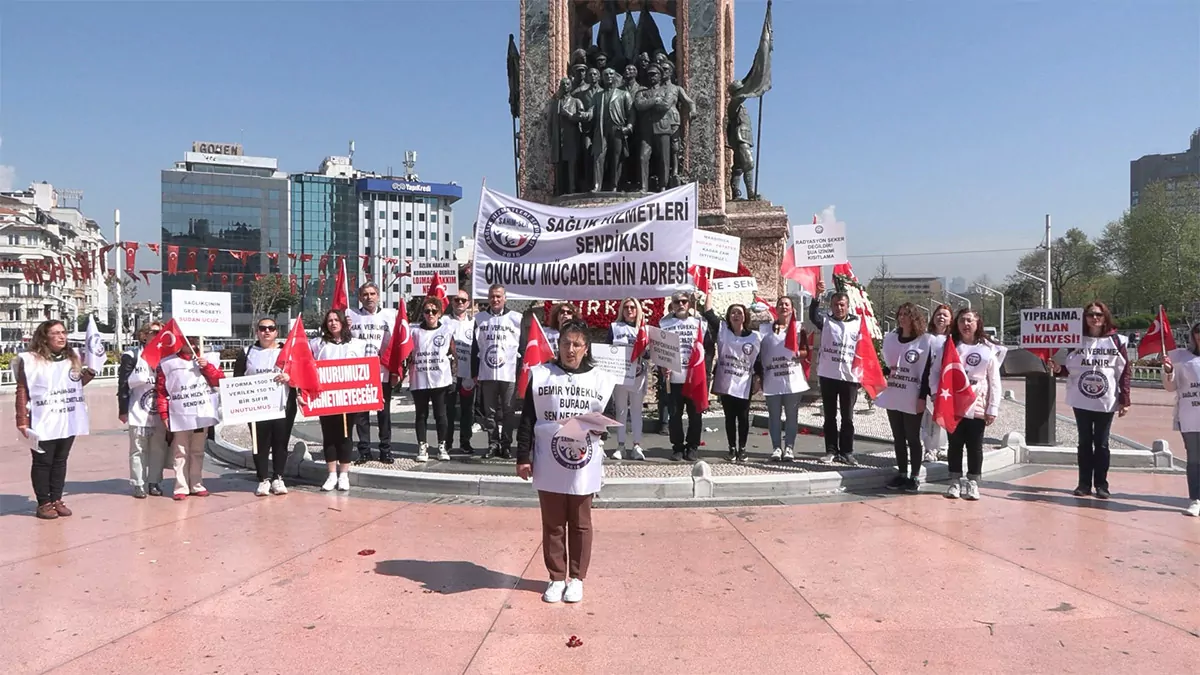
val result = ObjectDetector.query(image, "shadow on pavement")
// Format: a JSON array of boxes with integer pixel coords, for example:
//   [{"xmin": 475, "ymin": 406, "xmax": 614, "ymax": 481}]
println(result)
[
  {"xmin": 374, "ymin": 559, "xmax": 544, "ymax": 595},
  {"xmin": 993, "ymin": 482, "xmax": 1182, "ymax": 514}
]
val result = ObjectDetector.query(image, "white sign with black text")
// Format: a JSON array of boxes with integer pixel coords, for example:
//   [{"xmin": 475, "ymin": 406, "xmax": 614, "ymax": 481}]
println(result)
[
  {"xmin": 218, "ymin": 373, "xmax": 287, "ymax": 425},
  {"xmin": 792, "ymin": 222, "xmax": 848, "ymax": 266},
  {"xmin": 690, "ymin": 230, "xmax": 741, "ymax": 273},
  {"xmin": 591, "ymin": 343, "xmax": 636, "ymax": 388},
  {"xmin": 171, "ymin": 289, "xmax": 232, "ymax": 337},
  {"xmin": 647, "ymin": 326, "xmax": 682, "ymax": 373},
  {"xmin": 1020, "ymin": 308, "xmax": 1084, "ymax": 349},
  {"xmin": 411, "ymin": 259, "xmax": 459, "ymax": 296}
]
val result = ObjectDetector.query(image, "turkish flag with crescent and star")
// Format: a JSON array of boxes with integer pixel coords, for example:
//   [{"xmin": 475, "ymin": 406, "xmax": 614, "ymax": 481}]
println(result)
[
  {"xmin": 123, "ymin": 242, "xmax": 138, "ymax": 275},
  {"xmin": 932, "ymin": 336, "xmax": 977, "ymax": 434},
  {"xmin": 141, "ymin": 318, "xmax": 187, "ymax": 369},
  {"xmin": 1137, "ymin": 305, "xmax": 1177, "ymax": 360},
  {"xmin": 185, "ymin": 248, "xmax": 198, "ymax": 271},
  {"xmin": 166, "ymin": 245, "xmax": 179, "ymax": 274}
]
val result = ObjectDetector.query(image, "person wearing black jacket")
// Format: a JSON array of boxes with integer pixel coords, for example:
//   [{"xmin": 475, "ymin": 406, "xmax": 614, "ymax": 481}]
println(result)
[{"xmin": 118, "ymin": 321, "xmax": 168, "ymax": 498}]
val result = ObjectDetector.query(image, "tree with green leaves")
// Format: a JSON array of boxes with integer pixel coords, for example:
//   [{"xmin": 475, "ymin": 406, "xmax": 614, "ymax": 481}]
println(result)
[
  {"xmin": 249, "ymin": 275, "xmax": 301, "ymax": 318},
  {"xmin": 1005, "ymin": 227, "xmax": 1105, "ymax": 309}
]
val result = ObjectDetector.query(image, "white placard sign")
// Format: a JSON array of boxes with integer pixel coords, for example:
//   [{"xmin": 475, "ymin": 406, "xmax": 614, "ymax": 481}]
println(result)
[
  {"xmin": 1020, "ymin": 308, "xmax": 1083, "ymax": 349},
  {"xmin": 472, "ymin": 183, "xmax": 697, "ymax": 301},
  {"xmin": 171, "ymin": 289, "xmax": 232, "ymax": 337},
  {"xmin": 690, "ymin": 230, "xmax": 741, "ymax": 273},
  {"xmin": 411, "ymin": 259, "xmax": 459, "ymax": 296},
  {"xmin": 591, "ymin": 343, "xmax": 635, "ymax": 388},
  {"xmin": 792, "ymin": 222, "xmax": 848, "ymax": 266},
  {"xmin": 710, "ymin": 276, "xmax": 758, "ymax": 293},
  {"xmin": 218, "ymin": 373, "xmax": 287, "ymax": 425},
  {"xmin": 647, "ymin": 325, "xmax": 682, "ymax": 372}
]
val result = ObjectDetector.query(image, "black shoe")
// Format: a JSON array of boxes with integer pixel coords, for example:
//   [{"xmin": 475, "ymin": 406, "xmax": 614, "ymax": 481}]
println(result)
[
  {"xmin": 461, "ymin": 445, "xmax": 474, "ymax": 456},
  {"xmin": 498, "ymin": 447, "xmax": 512, "ymax": 460},
  {"xmin": 133, "ymin": 486, "xmax": 147, "ymax": 499},
  {"xmin": 671, "ymin": 450, "xmax": 684, "ymax": 462},
  {"xmin": 147, "ymin": 483, "xmax": 162, "ymax": 497},
  {"xmin": 684, "ymin": 448, "xmax": 698, "ymax": 462},
  {"xmin": 838, "ymin": 453, "xmax": 860, "ymax": 467},
  {"xmin": 885, "ymin": 475, "xmax": 906, "ymax": 491},
  {"xmin": 488, "ymin": 443, "xmax": 501, "ymax": 458},
  {"xmin": 355, "ymin": 451, "xmax": 373, "ymax": 464},
  {"xmin": 736, "ymin": 449, "xmax": 748, "ymax": 463},
  {"xmin": 1073, "ymin": 486, "xmax": 1091, "ymax": 497},
  {"xmin": 728, "ymin": 447, "xmax": 738, "ymax": 461},
  {"xmin": 378, "ymin": 453, "xmax": 395, "ymax": 465},
  {"xmin": 903, "ymin": 477, "xmax": 921, "ymax": 494},
  {"xmin": 1095, "ymin": 486, "xmax": 1110, "ymax": 500}
]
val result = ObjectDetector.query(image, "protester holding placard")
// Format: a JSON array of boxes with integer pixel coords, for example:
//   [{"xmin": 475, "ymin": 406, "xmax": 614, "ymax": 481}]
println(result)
[
  {"xmin": 233, "ymin": 318, "xmax": 296, "ymax": 497},
  {"xmin": 515, "ymin": 319, "xmax": 617, "ymax": 604},
  {"xmin": 607, "ymin": 297, "xmax": 649, "ymax": 461},
  {"xmin": 118, "ymin": 321, "xmax": 168, "ymax": 498},
  {"xmin": 810, "ymin": 280, "xmax": 863, "ymax": 466},
  {"xmin": 1048, "ymin": 302, "xmax": 1131, "ymax": 500},
  {"xmin": 445, "ymin": 289, "xmax": 477, "ymax": 455},
  {"xmin": 659, "ymin": 291, "xmax": 705, "ymax": 462},
  {"xmin": 156, "ymin": 337, "xmax": 224, "ymax": 501},
  {"xmin": 347, "ymin": 282, "xmax": 398, "ymax": 464},
  {"xmin": 932, "ymin": 309, "xmax": 1001, "ymax": 501},
  {"xmin": 703, "ymin": 293, "xmax": 762, "ymax": 462},
  {"xmin": 309, "ymin": 310, "xmax": 367, "ymax": 491},
  {"xmin": 921, "ymin": 305, "xmax": 953, "ymax": 462},
  {"xmin": 1161, "ymin": 322, "xmax": 1200, "ymax": 517},
  {"xmin": 14, "ymin": 320, "xmax": 96, "ymax": 520},
  {"xmin": 471, "ymin": 283, "xmax": 524, "ymax": 459},
  {"xmin": 409, "ymin": 297, "xmax": 456, "ymax": 462},
  {"xmin": 757, "ymin": 296, "xmax": 810, "ymax": 462},
  {"xmin": 544, "ymin": 303, "xmax": 578, "ymax": 357},
  {"xmin": 876, "ymin": 304, "xmax": 934, "ymax": 493}
]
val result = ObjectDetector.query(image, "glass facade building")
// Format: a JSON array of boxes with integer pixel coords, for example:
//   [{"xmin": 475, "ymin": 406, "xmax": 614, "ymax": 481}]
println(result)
[
  {"xmin": 161, "ymin": 153, "xmax": 289, "ymax": 337},
  {"xmin": 290, "ymin": 173, "xmax": 358, "ymax": 315}
]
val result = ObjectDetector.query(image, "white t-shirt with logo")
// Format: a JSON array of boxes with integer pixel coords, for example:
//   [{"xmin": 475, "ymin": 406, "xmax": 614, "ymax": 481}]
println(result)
[
  {"xmin": 475, "ymin": 309, "xmax": 523, "ymax": 382},
  {"xmin": 1062, "ymin": 335, "xmax": 1127, "ymax": 413},
  {"xmin": 530, "ymin": 364, "xmax": 616, "ymax": 495},
  {"xmin": 410, "ymin": 323, "xmax": 456, "ymax": 390}
]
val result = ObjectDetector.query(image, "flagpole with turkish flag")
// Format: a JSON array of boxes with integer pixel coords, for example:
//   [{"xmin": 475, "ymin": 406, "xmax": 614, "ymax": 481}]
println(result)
[
  {"xmin": 276, "ymin": 317, "xmax": 320, "ymax": 394},
  {"xmin": 681, "ymin": 322, "xmax": 709, "ymax": 413},
  {"xmin": 381, "ymin": 300, "xmax": 413, "ymax": 383},
  {"xmin": 518, "ymin": 315, "xmax": 554, "ymax": 398},
  {"xmin": 141, "ymin": 319, "xmax": 188, "ymax": 369},
  {"xmin": 1137, "ymin": 305, "xmax": 1176, "ymax": 361},
  {"xmin": 932, "ymin": 336, "xmax": 977, "ymax": 434},
  {"xmin": 331, "ymin": 256, "xmax": 350, "ymax": 312},
  {"xmin": 426, "ymin": 272, "xmax": 449, "ymax": 311},
  {"xmin": 851, "ymin": 318, "xmax": 887, "ymax": 398}
]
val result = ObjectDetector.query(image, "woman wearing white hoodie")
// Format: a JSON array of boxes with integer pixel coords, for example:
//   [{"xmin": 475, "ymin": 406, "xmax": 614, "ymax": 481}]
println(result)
[{"xmin": 932, "ymin": 309, "xmax": 1000, "ymax": 501}]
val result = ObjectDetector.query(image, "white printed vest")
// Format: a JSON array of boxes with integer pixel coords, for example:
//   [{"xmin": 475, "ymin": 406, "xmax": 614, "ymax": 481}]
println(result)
[
  {"xmin": 1063, "ymin": 335, "xmax": 1126, "ymax": 413},
  {"xmin": 875, "ymin": 333, "xmax": 933, "ymax": 415},
  {"xmin": 475, "ymin": 310, "xmax": 522, "ymax": 382},
  {"xmin": 609, "ymin": 321, "xmax": 648, "ymax": 391},
  {"xmin": 124, "ymin": 347, "xmax": 160, "ymax": 428},
  {"xmin": 712, "ymin": 324, "xmax": 761, "ymax": 399},
  {"xmin": 448, "ymin": 316, "xmax": 475, "ymax": 380},
  {"xmin": 410, "ymin": 323, "xmax": 455, "ymax": 390},
  {"xmin": 161, "ymin": 352, "xmax": 221, "ymax": 432},
  {"xmin": 957, "ymin": 342, "xmax": 998, "ymax": 420},
  {"xmin": 1169, "ymin": 349, "xmax": 1200, "ymax": 433},
  {"xmin": 531, "ymin": 364, "xmax": 616, "ymax": 496},
  {"xmin": 244, "ymin": 344, "xmax": 288, "ymax": 412},
  {"xmin": 309, "ymin": 338, "xmax": 366, "ymax": 362},
  {"xmin": 20, "ymin": 353, "xmax": 89, "ymax": 441},
  {"xmin": 818, "ymin": 317, "xmax": 861, "ymax": 382},
  {"xmin": 659, "ymin": 315, "xmax": 703, "ymax": 384},
  {"xmin": 758, "ymin": 323, "xmax": 810, "ymax": 396},
  {"xmin": 347, "ymin": 307, "xmax": 394, "ymax": 376}
]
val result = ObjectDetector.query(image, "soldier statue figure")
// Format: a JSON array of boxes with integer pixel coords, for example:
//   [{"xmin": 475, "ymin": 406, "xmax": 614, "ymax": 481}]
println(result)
[
  {"xmin": 590, "ymin": 69, "xmax": 635, "ymax": 192},
  {"xmin": 550, "ymin": 77, "xmax": 592, "ymax": 195},
  {"xmin": 727, "ymin": 79, "xmax": 758, "ymax": 200}
]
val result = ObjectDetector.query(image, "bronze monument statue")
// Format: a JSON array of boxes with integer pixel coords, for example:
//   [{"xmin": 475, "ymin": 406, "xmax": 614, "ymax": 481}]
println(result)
[
  {"xmin": 634, "ymin": 64, "xmax": 677, "ymax": 193},
  {"xmin": 727, "ymin": 80, "xmax": 757, "ymax": 201},
  {"xmin": 590, "ymin": 68, "xmax": 635, "ymax": 192},
  {"xmin": 550, "ymin": 77, "xmax": 591, "ymax": 195}
]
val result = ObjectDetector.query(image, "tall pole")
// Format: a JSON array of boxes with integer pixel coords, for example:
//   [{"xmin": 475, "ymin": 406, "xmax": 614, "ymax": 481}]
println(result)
[
  {"xmin": 511, "ymin": 116, "xmax": 520, "ymax": 197},
  {"xmin": 1044, "ymin": 214, "xmax": 1053, "ymax": 309},
  {"xmin": 114, "ymin": 209, "xmax": 123, "ymax": 352},
  {"xmin": 753, "ymin": 97, "xmax": 764, "ymax": 198}
]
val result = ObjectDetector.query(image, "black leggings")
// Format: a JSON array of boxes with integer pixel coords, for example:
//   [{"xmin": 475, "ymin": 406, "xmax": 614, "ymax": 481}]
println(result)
[
  {"xmin": 720, "ymin": 394, "xmax": 751, "ymax": 449},
  {"xmin": 31, "ymin": 437, "xmax": 74, "ymax": 506},
  {"xmin": 413, "ymin": 386, "xmax": 451, "ymax": 446},
  {"xmin": 1074, "ymin": 408, "xmax": 1114, "ymax": 490},
  {"xmin": 948, "ymin": 417, "xmax": 986, "ymax": 478},
  {"xmin": 252, "ymin": 392, "xmax": 297, "ymax": 480},
  {"xmin": 886, "ymin": 409, "xmax": 924, "ymax": 477},
  {"xmin": 319, "ymin": 413, "xmax": 358, "ymax": 464},
  {"xmin": 819, "ymin": 377, "xmax": 859, "ymax": 455}
]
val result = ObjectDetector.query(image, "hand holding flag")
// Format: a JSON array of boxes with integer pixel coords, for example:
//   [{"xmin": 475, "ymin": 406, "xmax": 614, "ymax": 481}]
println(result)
[
  {"xmin": 932, "ymin": 336, "xmax": 977, "ymax": 433},
  {"xmin": 518, "ymin": 316, "xmax": 555, "ymax": 398},
  {"xmin": 681, "ymin": 323, "xmax": 709, "ymax": 413},
  {"xmin": 276, "ymin": 317, "xmax": 320, "ymax": 393}
]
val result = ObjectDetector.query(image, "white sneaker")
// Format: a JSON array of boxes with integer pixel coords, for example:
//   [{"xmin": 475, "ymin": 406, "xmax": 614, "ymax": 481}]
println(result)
[
  {"xmin": 336, "ymin": 472, "xmax": 350, "ymax": 491},
  {"xmin": 782, "ymin": 447, "xmax": 795, "ymax": 461},
  {"xmin": 629, "ymin": 444, "xmax": 646, "ymax": 461},
  {"xmin": 270, "ymin": 478, "xmax": 288, "ymax": 495},
  {"xmin": 416, "ymin": 443, "xmax": 429, "ymax": 462},
  {"xmin": 542, "ymin": 580, "xmax": 567, "ymax": 603},
  {"xmin": 769, "ymin": 448, "xmax": 783, "ymax": 461},
  {"xmin": 964, "ymin": 479, "xmax": 981, "ymax": 501},
  {"xmin": 610, "ymin": 446, "xmax": 624, "ymax": 460},
  {"xmin": 255, "ymin": 480, "xmax": 271, "ymax": 497},
  {"xmin": 564, "ymin": 578, "xmax": 584, "ymax": 603},
  {"xmin": 437, "ymin": 443, "xmax": 450, "ymax": 461},
  {"xmin": 1186, "ymin": 500, "xmax": 1200, "ymax": 517},
  {"xmin": 321, "ymin": 473, "xmax": 338, "ymax": 492},
  {"xmin": 945, "ymin": 479, "xmax": 961, "ymax": 499},
  {"xmin": 820, "ymin": 453, "xmax": 836, "ymax": 464}
]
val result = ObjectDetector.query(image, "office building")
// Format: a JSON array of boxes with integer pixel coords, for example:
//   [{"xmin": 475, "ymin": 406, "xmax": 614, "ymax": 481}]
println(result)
[
  {"xmin": 1130, "ymin": 128, "xmax": 1200, "ymax": 209},
  {"xmin": 290, "ymin": 156, "xmax": 359, "ymax": 316},
  {"xmin": 867, "ymin": 275, "xmax": 945, "ymax": 299},
  {"xmin": 161, "ymin": 143, "xmax": 289, "ymax": 337}
]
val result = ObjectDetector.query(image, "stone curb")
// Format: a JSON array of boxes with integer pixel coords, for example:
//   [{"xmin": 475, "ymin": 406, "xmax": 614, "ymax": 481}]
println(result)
[{"xmin": 1001, "ymin": 432, "xmax": 1178, "ymax": 470}]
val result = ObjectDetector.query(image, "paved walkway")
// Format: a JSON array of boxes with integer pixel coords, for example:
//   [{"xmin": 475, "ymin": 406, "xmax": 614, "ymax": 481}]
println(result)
[{"xmin": 2, "ymin": 387, "xmax": 1198, "ymax": 674}]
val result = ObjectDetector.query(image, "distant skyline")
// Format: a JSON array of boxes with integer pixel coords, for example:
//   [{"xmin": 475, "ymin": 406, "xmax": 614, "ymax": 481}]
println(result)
[{"xmin": 2, "ymin": 0, "xmax": 1197, "ymax": 300}]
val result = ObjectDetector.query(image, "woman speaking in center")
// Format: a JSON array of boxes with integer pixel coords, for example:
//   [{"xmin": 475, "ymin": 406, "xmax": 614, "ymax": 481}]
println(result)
[{"xmin": 516, "ymin": 319, "xmax": 616, "ymax": 605}]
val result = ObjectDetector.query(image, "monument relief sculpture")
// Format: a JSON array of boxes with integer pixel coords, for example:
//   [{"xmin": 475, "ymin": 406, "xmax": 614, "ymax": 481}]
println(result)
[
  {"xmin": 633, "ymin": 64, "xmax": 677, "ymax": 193},
  {"xmin": 550, "ymin": 77, "xmax": 591, "ymax": 196},
  {"xmin": 590, "ymin": 69, "xmax": 635, "ymax": 192}
]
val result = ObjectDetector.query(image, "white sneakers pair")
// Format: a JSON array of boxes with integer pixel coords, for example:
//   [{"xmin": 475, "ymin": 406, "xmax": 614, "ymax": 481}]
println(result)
[
  {"xmin": 610, "ymin": 444, "xmax": 646, "ymax": 461},
  {"xmin": 321, "ymin": 472, "xmax": 350, "ymax": 492},
  {"xmin": 543, "ymin": 578, "xmax": 584, "ymax": 604},
  {"xmin": 769, "ymin": 448, "xmax": 795, "ymax": 461},
  {"xmin": 254, "ymin": 479, "xmax": 288, "ymax": 497},
  {"xmin": 945, "ymin": 477, "xmax": 980, "ymax": 501},
  {"xmin": 415, "ymin": 443, "xmax": 452, "ymax": 462}
]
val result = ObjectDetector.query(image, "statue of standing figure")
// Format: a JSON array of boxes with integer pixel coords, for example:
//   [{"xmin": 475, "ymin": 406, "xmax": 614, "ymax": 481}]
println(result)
[
  {"xmin": 727, "ymin": 80, "xmax": 758, "ymax": 200},
  {"xmin": 550, "ymin": 77, "xmax": 592, "ymax": 195},
  {"xmin": 633, "ymin": 64, "xmax": 676, "ymax": 193},
  {"xmin": 590, "ymin": 69, "xmax": 635, "ymax": 192}
]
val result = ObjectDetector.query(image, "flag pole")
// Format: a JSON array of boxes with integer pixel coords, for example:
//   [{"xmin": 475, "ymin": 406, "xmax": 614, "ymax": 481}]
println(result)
[
  {"xmin": 250, "ymin": 422, "xmax": 258, "ymax": 456},
  {"xmin": 1159, "ymin": 305, "xmax": 1167, "ymax": 361},
  {"xmin": 511, "ymin": 116, "xmax": 520, "ymax": 197}
]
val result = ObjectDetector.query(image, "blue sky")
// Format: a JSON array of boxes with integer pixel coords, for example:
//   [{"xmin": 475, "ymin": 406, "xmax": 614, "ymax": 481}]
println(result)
[{"xmin": 2, "ymin": 0, "xmax": 1197, "ymax": 300}]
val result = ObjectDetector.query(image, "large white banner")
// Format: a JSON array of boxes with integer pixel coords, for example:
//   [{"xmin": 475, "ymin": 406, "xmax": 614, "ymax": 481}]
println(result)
[{"xmin": 472, "ymin": 184, "xmax": 697, "ymax": 301}]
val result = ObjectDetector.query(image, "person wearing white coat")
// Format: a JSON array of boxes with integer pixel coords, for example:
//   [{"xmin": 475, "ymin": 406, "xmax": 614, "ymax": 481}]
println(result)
[
  {"xmin": 117, "ymin": 321, "xmax": 169, "ymax": 498},
  {"xmin": 1162, "ymin": 322, "xmax": 1200, "ymax": 517},
  {"xmin": 875, "ymin": 304, "xmax": 935, "ymax": 493},
  {"xmin": 931, "ymin": 309, "xmax": 1000, "ymax": 501}
]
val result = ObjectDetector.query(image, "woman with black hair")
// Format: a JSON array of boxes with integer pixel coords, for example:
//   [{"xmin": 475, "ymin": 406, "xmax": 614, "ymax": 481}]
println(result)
[
  {"xmin": 234, "ymin": 317, "xmax": 297, "ymax": 496},
  {"xmin": 703, "ymin": 293, "xmax": 761, "ymax": 462},
  {"xmin": 14, "ymin": 320, "xmax": 96, "ymax": 519},
  {"xmin": 1048, "ymin": 301, "xmax": 1131, "ymax": 499},
  {"xmin": 758, "ymin": 296, "xmax": 810, "ymax": 462},
  {"xmin": 309, "ymin": 309, "xmax": 366, "ymax": 492},
  {"xmin": 876, "ymin": 303, "xmax": 934, "ymax": 492},
  {"xmin": 516, "ymin": 319, "xmax": 617, "ymax": 605},
  {"xmin": 933, "ymin": 309, "xmax": 1000, "ymax": 501},
  {"xmin": 921, "ymin": 304, "xmax": 954, "ymax": 462},
  {"xmin": 1162, "ymin": 322, "xmax": 1200, "ymax": 517},
  {"xmin": 409, "ymin": 296, "xmax": 456, "ymax": 462}
]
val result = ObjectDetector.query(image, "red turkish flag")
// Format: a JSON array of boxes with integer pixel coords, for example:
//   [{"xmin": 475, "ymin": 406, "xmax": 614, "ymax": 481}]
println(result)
[
  {"xmin": 688, "ymin": 265, "xmax": 710, "ymax": 295},
  {"xmin": 426, "ymin": 272, "xmax": 448, "ymax": 310},
  {"xmin": 139, "ymin": 269, "xmax": 161, "ymax": 285},
  {"xmin": 206, "ymin": 248, "xmax": 218, "ymax": 278},
  {"xmin": 289, "ymin": 274, "xmax": 297, "ymax": 294},
  {"xmin": 681, "ymin": 322, "xmax": 709, "ymax": 413},
  {"xmin": 517, "ymin": 316, "xmax": 555, "ymax": 398},
  {"xmin": 784, "ymin": 314, "xmax": 801, "ymax": 354},
  {"xmin": 254, "ymin": 274, "xmax": 264, "ymax": 282},
  {"xmin": 220, "ymin": 273, "xmax": 229, "ymax": 285},
  {"xmin": 123, "ymin": 242, "xmax": 138, "ymax": 274},
  {"xmin": 185, "ymin": 248, "xmax": 198, "ymax": 271},
  {"xmin": 801, "ymin": 331, "xmax": 815, "ymax": 378},
  {"xmin": 833, "ymin": 262, "xmax": 858, "ymax": 282},
  {"xmin": 276, "ymin": 317, "xmax": 320, "ymax": 394},
  {"xmin": 380, "ymin": 300, "xmax": 413, "ymax": 376},
  {"xmin": 932, "ymin": 336, "xmax": 978, "ymax": 434},
  {"xmin": 331, "ymin": 257, "xmax": 349, "ymax": 311},
  {"xmin": 234, "ymin": 273, "xmax": 244, "ymax": 286},
  {"xmin": 318, "ymin": 274, "xmax": 327, "ymax": 296},
  {"xmin": 147, "ymin": 243, "xmax": 160, "ymax": 255},
  {"xmin": 755, "ymin": 294, "xmax": 778, "ymax": 320},
  {"xmin": 300, "ymin": 253, "xmax": 313, "ymax": 263},
  {"xmin": 1137, "ymin": 305, "xmax": 1177, "ymax": 359},
  {"xmin": 166, "ymin": 245, "xmax": 179, "ymax": 274},
  {"xmin": 851, "ymin": 319, "xmax": 887, "ymax": 398},
  {"xmin": 360, "ymin": 255, "xmax": 370, "ymax": 273},
  {"xmin": 228, "ymin": 249, "xmax": 251, "ymax": 265},
  {"xmin": 287, "ymin": 253, "xmax": 298, "ymax": 262},
  {"xmin": 780, "ymin": 246, "xmax": 820, "ymax": 297},
  {"xmin": 142, "ymin": 318, "xmax": 187, "ymax": 369},
  {"xmin": 630, "ymin": 320, "xmax": 650, "ymax": 362},
  {"xmin": 319, "ymin": 254, "xmax": 329, "ymax": 274}
]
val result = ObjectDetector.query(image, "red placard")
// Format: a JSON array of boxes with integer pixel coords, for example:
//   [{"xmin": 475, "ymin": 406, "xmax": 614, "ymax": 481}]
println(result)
[{"xmin": 299, "ymin": 357, "xmax": 385, "ymax": 416}]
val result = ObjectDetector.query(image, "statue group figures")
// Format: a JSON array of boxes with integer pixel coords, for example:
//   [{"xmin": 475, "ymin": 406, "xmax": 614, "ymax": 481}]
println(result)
[
  {"xmin": 551, "ymin": 48, "xmax": 694, "ymax": 196},
  {"xmin": 727, "ymin": 80, "xmax": 758, "ymax": 201}
]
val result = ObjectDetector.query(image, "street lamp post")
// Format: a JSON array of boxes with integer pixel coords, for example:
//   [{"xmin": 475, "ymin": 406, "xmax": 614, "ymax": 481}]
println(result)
[
  {"xmin": 975, "ymin": 283, "xmax": 1005, "ymax": 344},
  {"xmin": 113, "ymin": 209, "xmax": 123, "ymax": 352},
  {"xmin": 945, "ymin": 290, "xmax": 972, "ymax": 309}
]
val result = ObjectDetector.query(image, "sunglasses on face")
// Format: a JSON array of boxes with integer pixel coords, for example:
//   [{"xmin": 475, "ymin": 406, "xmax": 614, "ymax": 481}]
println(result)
[
  {"xmin": 1085, "ymin": 312, "xmax": 1104, "ymax": 318},
  {"xmin": 423, "ymin": 309, "xmax": 439, "ymax": 315},
  {"xmin": 453, "ymin": 298, "xmax": 469, "ymax": 303},
  {"xmin": 258, "ymin": 325, "xmax": 277, "ymax": 332}
]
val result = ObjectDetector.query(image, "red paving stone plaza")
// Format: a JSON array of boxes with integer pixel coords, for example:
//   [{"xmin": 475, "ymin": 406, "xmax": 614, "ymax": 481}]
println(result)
[{"xmin": 2, "ymin": 385, "xmax": 1198, "ymax": 674}]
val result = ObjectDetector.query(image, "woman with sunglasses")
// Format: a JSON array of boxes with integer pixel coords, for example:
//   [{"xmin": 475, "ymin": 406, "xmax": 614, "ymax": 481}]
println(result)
[
  {"xmin": 234, "ymin": 317, "xmax": 297, "ymax": 496},
  {"xmin": 544, "ymin": 302, "xmax": 577, "ymax": 357},
  {"xmin": 876, "ymin": 303, "xmax": 933, "ymax": 492},
  {"xmin": 14, "ymin": 320, "xmax": 96, "ymax": 519},
  {"xmin": 118, "ymin": 321, "xmax": 168, "ymax": 498},
  {"xmin": 701, "ymin": 293, "xmax": 761, "ymax": 462},
  {"xmin": 921, "ymin": 304, "xmax": 954, "ymax": 462},
  {"xmin": 156, "ymin": 336, "xmax": 225, "ymax": 501},
  {"xmin": 1161, "ymin": 322, "xmax": 1200, "ymax": 516},
  {"xmin": 409, "ymin": 297, "xmax": 456, "ymax": 461},
  {"xmin": 1048, "ymin": 302, "xmax": 1131, "ymax": 499},
  {"xmin": 932, "ymin": 309, "xmax": 1000, "ymax": 501},
  {"xmin": 309, "ymin": 309, "xmax": 366, "ymax": 492},
  {"xmin": 607, "ymin": 297, "xmax": 648, "ymax": 460}
]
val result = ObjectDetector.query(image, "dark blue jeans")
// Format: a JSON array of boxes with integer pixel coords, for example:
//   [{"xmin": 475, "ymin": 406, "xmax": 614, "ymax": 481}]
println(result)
[{"xmin": 1073, "ymin": 408, "xmax": 1114, "ymax": 490}]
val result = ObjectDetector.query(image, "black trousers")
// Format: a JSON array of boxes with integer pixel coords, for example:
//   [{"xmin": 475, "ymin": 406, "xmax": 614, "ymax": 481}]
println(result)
[
  {"xmin": 948, "ymin": 417, "xmax": 986, "ymax": 478},
  {"xmin": 668, "ymin": 387, "xmax": 702, "ymax": 452},
  {"xmin": 31, "ymin": 437, "xmax": 74, "ymax": 506},
  {"xmin": 1074, "ymin": 408, "xmax": 1115, "ymax": 490},
  {"xmin": 252, "ymin": 391, "xmax": 297, "ymax": 481},
  {"xmin": 320, "ymin": 413, "xmax": 359, "ymax": 464},
  {"xmin": 413, "ymin": 385, "xmax": 451, "ymax": 446},
  {"xmin": 720, "ymin": 394, "xmax": 751, "ymax": 449},
  {"xmin": 886, "ymin": 409, "xmax": 924, "ymax": 477},
  {"xmin": 446, "ymin": 379, "xmax": 475, "ymax": 450},
  {"xmin": 355, "ymin": 380, "xmax": 393, "ymax": 457},
  {"xmin": 819, "ymin": 377, "xmax": 860, "ymax": 455}
]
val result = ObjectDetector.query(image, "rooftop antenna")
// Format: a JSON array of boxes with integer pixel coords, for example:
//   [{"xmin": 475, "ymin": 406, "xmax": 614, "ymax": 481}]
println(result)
[
  {"xmin": 348, "ymin": 140, "xmax": 355, "ymax": 161},
  {"xmin": 403, "ymin": 150, "xmax": 418, "ymax": 182}
]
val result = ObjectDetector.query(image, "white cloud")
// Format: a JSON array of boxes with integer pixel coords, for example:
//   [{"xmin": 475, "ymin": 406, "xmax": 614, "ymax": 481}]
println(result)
[{"xmin": 0, "ymin": 136, "xmax": 15, "ymax": 192}]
